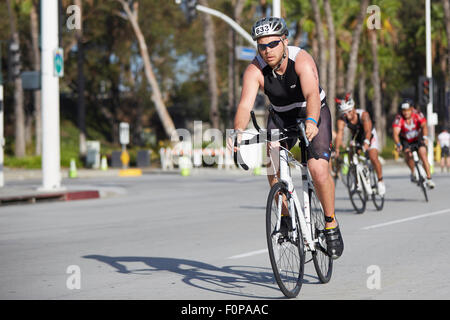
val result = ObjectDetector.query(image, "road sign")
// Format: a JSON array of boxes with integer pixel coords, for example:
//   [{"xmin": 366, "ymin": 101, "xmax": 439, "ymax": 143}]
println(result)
[
  {"xmin": 21, "ymin": 71, "xmax": 41, "ymax": 90},
  {"xmin": 119, "ymin": 122, "xmax": 130, "ymax": 145},
  {"xmin": 236, "ymin": 46, "xmax": 256, "ymax": 61},
  {"xmin": 54, "ymin": 48, "xmax": 64, "ymax": 77}
]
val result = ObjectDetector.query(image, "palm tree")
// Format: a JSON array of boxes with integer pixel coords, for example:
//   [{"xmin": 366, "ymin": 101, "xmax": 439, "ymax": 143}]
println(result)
[
  {"xmin": 116, "ymin": 0, "xmax": 177, "ymax": 139},
  {"xmin": 198, "ymin": 0, "xmax": 220, "ymax": 129},
  {"xmin": 7, "ymin": 0, "xmax": 25, "ymax": 157},
  {"xmin": 30, "ymin": 0, "xmax": 41, "ymax": 155},
  {"xmin": 74, "ymin": 0, "xmax": 86, "ymax": 157},
  {"xmin": 368, "ymin": 28, "xmax": 383, "ymax": 146},
  {"xmin": 323, "ymin": 0, "xmax": 336, "ymax": 124},
  {"xmin": 442, "ymin": 0, "xmax": 450, "ymax": 96},
  {"xmin": 310, "ymin": 0, "xmax": 327, "ymax": 93},
  {"xmin": 345, "ymin": 0, "xmax": 370, "ymax": 94}
]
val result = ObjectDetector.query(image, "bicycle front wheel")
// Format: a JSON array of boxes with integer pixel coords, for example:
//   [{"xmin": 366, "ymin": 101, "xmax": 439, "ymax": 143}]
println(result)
[
  {"xmin": 347, "ymin": 165, "xmax": 367, "ymax": 214},
  {"xmin": 369, "ymin": 167, "xmax": 384, "ymax": 211},
  {"xmin": 416, "ymin": 162, "xmax": 428, "ymax": 202},
  {"xmin": 309, "ymin": 189, "xmax": 333, "ymax": 283},
  {"xmin": 266, "ymin": 182, "xmax": 305, "ymax": 298}
]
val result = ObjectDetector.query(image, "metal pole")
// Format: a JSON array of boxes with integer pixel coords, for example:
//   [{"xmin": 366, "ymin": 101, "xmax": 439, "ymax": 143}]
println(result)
[
  {"xmin": 0, "ymin": 84, "xmax": 4, "ymax": 187},
  {"xmin": 196, "ymin": 5, "xmax": 256, "ymax": 48},
  {"xmin": 40, "ymin": 0, "xmax": 62, "ymax": 191},
  {"xmin": 425, "ymin": 0, "xmax": 434, "ymax": 169},
  {"xmin": 0, "ymin": 41, "xmax": 4, "ymax": 187},
  {"xmin": 273, "ymin": 0, "xmax": 281, "ymax": 18}
]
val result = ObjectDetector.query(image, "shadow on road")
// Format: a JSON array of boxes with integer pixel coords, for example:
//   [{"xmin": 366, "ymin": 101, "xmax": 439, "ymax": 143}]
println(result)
[{"xmin": 83, "ymin": 255, "xmax": 320, "ymax": 299}]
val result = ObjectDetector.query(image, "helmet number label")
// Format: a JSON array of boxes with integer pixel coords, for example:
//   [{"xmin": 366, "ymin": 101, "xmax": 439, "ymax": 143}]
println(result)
[{"xmin": 255, "ymin": 25, "xmax": 270, "ymax": 36}]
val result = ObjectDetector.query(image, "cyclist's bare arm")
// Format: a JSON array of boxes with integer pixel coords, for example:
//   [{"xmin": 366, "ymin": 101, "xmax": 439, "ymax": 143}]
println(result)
[
  {"xmin": 335, "ymin": 119, "xmax": 346, "ymax": 156},
  {"xmin": 234, "ymin": 61, "xmax": 263, "ymax": 132},
  {"xmin": 393, "ymin": 127, "xmax": 402, "ymax": 150},
  {"xmin": 294, "ymin": 51, "xmax": 321, "ymax": 140},
  {"xmin": 420, "ymin": 119, "xmax": 429, "ymax": 140},
  {"xmin": 361, "ymin": 111, "xmax": 373, "ymax": 142}
]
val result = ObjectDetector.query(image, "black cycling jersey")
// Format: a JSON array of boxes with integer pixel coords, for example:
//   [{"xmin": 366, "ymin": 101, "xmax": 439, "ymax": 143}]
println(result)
[
  {"xmin": 255, "ymin": 46, "xmax": 326, "ymax": 112},
  {"xmin": 256, "ymin": 46, "xmax": 331, "ymax": 161},
  {"xmin": 341, "ymin": 109, "xmax": 374, "ymax": 144}
]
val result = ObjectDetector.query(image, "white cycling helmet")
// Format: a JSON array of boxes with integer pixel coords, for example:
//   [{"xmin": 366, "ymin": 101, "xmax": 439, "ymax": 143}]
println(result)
[
  {"xmin": 251, "ymin": 17, "xmax": 289, "ymax": 41},
  {"xmin": 336, "ymin": 98, "xmax": 354, "ymax": 113}
]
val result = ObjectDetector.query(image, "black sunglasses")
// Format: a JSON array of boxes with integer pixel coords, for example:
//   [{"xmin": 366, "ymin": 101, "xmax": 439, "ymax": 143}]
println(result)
[{"xmin": 257, "ymin": 40, "xmax": 281, "ymax": 51}]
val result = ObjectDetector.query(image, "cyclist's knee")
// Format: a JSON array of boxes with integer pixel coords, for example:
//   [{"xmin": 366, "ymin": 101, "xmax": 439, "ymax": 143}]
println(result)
[{"xmin": 308, "ymin": 159, "xmax": 330, "ymax": 185}]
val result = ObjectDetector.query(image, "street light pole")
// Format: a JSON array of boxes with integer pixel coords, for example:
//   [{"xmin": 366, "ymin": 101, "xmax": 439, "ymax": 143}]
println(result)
[
  {"xmin": 0, "ymin": 41, "xmax": 4, "ymax": 187},
  {"xmin": 425, "ymin": 0, "xmax": 434, "ymax": 170},
  {"xmin": 40, "ymin": 0, "xmax": 62, "ymax": 191},
  {"xmin": 195, "ymin": 5, "xmax": 256, "ymax": 48},
  {"xmin": 273, "ymin": 0, "xmax": 281, "ymax": 18}
]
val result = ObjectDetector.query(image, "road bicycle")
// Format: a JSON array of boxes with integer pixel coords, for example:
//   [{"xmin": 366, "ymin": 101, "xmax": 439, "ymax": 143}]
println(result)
[
  {"xmin": 409, "ymin": 144, "xmax": 429, "ymax": 202},
  {"xmin": 233, "ymin": 111, "xmax": 332, "ymax": 298},
  {"xmin": 345, "ymin": 142, "xmax": 384, "ymax": 214},
  {"xmin": 330, "ymin": 149, "xmax": 349, "ymax": 187}
]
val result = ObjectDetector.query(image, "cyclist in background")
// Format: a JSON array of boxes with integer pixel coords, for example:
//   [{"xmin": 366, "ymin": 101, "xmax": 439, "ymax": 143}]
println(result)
[
  {"xmin": 392, "ymin": 99, "xmax": 435, "ymax": 188},
  {"xmin": 334, "ymin": 95, "xmax": 386, "ymax": 195}
]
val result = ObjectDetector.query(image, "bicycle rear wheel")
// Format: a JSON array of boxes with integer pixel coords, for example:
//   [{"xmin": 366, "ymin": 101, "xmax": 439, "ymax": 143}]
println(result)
[
  {"xmin": 266, "ymin": 182, "xmax": 305, "ymax": 298},
  {"xmin": 415, "ymin": 162, "xmax": 428, "ymax": 202},
  {"xmin": 369, "ymin": 167, "xmax": 384, "ymax": 211},
  {"xmin": 347, "ymin": 165, "xmax": 367, "ymax": 214},
  {"xmin": 309, "ymin": 189, "xmax": 333, "ymax": 283}
]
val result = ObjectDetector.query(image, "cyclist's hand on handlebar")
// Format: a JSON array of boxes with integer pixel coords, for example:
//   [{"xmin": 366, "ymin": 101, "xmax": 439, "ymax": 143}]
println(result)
[
  {"xmin": 395, "ymin": 143, "xmax": 403, "ymax": 152},
  {"xmin": 227, "ymin": 130, "xmax": 242, "ymax": 153},
  {"xmin": 363, "ymin": 142, "xmax": 369, "ymax": 152},
  {"xmin": 305, "ymin": 121, "xmax": 319, "ymax": 141}
]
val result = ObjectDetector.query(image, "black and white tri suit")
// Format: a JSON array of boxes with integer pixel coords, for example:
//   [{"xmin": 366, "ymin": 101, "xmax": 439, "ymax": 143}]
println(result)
[
  {"xmin": 255, "ymin": 46, "xmax": 332, "ymax": 161},
  {"xmin": 340, "ymin": 109, "xmax": 380, "ymax": 151}
]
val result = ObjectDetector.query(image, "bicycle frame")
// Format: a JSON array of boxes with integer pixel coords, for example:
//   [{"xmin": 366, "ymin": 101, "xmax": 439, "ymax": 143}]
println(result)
[
  {"xmin": 234, "ymin": 112, "xmax": 322, "ymax": 253},
  {"xmin": 351, "ymin": 152, "xmax": 373, "ymax": 196},
  {"xmin": 273, "ymin": 143, "xmax": 318, "ymax": 253}
]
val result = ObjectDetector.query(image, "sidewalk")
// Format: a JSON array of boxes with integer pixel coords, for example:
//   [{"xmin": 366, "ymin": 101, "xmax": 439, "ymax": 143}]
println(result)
[{"xmin": 0, "ymin": 160, "xmax": 412, "ymax": 207}]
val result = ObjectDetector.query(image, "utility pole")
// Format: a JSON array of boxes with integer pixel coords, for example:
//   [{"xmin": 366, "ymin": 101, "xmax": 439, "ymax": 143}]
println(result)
[
  {"xmin": 40, "ymin": 0, "xmax": 62, "ymax": 191},
  {"xmin": 0, "ymin": 42, "xmax": 4, "ymax": 187},
  {"xmin": 425, "ymin": 0, "xmax": 435, "ymax": 170},
  {"xmin": 273, "ymin": 0, "xmax": 281, "ymax": 18}
]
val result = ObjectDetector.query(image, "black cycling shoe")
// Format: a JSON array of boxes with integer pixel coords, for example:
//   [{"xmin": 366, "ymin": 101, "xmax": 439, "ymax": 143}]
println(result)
[{"xmin": 324, "ymin": 225, "xmax": 344, "ymax": 259}]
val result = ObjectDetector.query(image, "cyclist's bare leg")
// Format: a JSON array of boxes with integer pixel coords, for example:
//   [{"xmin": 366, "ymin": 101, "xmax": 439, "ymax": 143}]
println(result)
[
  {"xmin": 368, "ymin": 148, "xmax": 383, "ymax": 180},
  {"xmin": 418, "ymin": 146, "xmax": 432, "ymax": 179},
  {"xmin": 404, "ymin": 150, "xmax": 416, "ymax": 175},
  {"xmin": 308, "ymin": 158, "xmax": 336, "ymax": 229}
]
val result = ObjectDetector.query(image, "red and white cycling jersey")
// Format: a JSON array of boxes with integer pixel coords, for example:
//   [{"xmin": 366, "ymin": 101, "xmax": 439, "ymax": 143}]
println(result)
[{"xmin": 392, "ymin": 110, "xmax": 426, "ymax": 143}]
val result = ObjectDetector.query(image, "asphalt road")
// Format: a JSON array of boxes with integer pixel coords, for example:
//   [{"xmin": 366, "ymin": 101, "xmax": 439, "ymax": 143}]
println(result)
[{"xmin": 1, "ymin": 167, "xmax": 449, "ymax": 300}]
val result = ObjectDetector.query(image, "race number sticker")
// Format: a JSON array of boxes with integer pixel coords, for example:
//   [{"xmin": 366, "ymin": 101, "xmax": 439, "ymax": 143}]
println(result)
[{"xmin": 255, "ymin": 24, "xmax": 270, "ymax": 36}]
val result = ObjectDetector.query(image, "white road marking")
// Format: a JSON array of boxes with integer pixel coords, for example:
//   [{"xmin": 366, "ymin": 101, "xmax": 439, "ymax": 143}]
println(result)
[
  {"xmin": 229, "ymin": 209, "xmax": 450, "ymax": 259},
  {"xmin": 361, "ymin": 208, "xmax": 450, "ymax": 230},
  {"xmin": 228, "ymin": 248, "xmax": 267, "ymax": 259}
]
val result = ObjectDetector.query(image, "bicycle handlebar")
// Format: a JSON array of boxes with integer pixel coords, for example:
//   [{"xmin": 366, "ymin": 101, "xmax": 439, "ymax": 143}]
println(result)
[{"xmin": 233, "ymin": 111, "xmax": 314, "ymax": 171}]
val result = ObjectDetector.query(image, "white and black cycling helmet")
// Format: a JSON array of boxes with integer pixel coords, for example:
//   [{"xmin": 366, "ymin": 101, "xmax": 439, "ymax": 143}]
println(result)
[
  {"xmin": 251, "ymin": 17, "xmax": 289, "ymax": 41},
  {"xmin": 336, "ymin": 94, "xmax": 355, "ymax": 113}
]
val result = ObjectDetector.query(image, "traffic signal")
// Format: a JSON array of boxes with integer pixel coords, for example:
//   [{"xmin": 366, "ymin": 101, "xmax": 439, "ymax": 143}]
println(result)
[
  {"xmin": 7, "ymin": 40, "xmax": 21, "ymax": 81},
  {"xmin": 181, "ymin": 0, "xmax": 197, "ymax": 24},
  {"xmin": 418, "ymin": 76, "xmax": 432, "ymax": 106}
]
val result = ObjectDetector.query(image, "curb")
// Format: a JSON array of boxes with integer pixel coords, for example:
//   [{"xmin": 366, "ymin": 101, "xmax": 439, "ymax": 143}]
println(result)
[{"xmin": 0, "ymin": 190, "xmax": 100, "ymax": 207}]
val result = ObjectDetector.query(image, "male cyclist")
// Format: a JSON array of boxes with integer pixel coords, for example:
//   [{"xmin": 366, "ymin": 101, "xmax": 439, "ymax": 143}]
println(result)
[
  {"xmin": 334, "ymin": 96, "xmax": 386, "ymax": 195},
  {"xmin": 230, "ymin": 17, "xmax": 343, "ymax": 259},
  {"xmin": 392, "ymin": 99, "xmax": 435, "ymax": 188}
]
